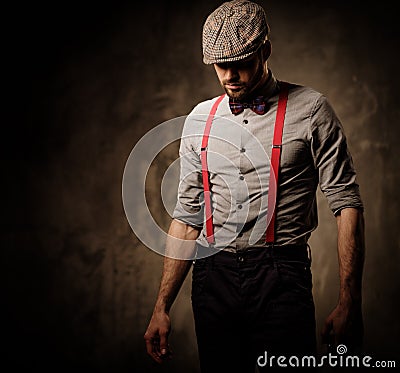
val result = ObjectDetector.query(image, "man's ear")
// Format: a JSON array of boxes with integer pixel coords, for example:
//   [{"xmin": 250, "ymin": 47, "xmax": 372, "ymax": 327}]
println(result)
[{"xmin": 262, "ymin": 40, "xmax": 271, "ymax": 61}]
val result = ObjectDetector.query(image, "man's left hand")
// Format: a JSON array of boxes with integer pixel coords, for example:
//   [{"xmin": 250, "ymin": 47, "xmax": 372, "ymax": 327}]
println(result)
[{"xmin": 321, "ymin": 303, "xmax": 364, "ymax": 352}]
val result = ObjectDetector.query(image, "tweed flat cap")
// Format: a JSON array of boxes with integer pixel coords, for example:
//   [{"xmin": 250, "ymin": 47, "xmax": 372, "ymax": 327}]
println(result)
[{"xmin": 202, "ymin": 0, "xmax": 269, "ymax": 64}]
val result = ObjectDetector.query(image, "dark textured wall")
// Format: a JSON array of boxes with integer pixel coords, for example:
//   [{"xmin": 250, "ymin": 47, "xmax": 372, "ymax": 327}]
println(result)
[{"xmin": 3, "ymin": 1, "xmax": 399, "ymax": 371}]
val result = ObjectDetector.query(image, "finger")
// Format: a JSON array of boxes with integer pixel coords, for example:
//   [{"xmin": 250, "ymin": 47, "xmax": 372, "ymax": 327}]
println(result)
[
  {"xmin": 153, "ymin": 339, "xmax": 171, "ymax": 363},
  {"xmin": 321, "ymin": 319, "xmax": 332, "ymax": 344},
  {"xmin": 144, "ymin": 335, "xmax": 163, "ymax": 363},
  {"xmin": 159, "ymin": 330, "xmax": 169, "ymax": 357},
  {"xmin": 153, "ymin": 337, "xmax": 163, "ymax": 357},
  {"xmin": 144, "ymin": 335, "xmax": 154, "ymax": 356},
  {"xmin": 145, "ymin": 338, "xmax": 159, "ymax": 361},
  {"xmin": 334, "ymin": 330, "xmax": 342, "ymax": 347}
]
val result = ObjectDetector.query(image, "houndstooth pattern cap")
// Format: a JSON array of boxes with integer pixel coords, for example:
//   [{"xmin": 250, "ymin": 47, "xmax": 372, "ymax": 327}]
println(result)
[{"xmin": 202, "ymin": 0, "xmax": 269, "ymax": 64}]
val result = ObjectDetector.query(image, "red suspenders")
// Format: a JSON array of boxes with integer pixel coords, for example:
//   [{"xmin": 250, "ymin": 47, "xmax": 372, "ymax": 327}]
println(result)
[
  {"xmin": 200, "ymin": 94, "xmax": 225, "ymax": 244},
  {"xmin": 265, "ymin": 82, "xmax": 289, "ymax": 243},
  {"xmin": 200, "ymin": 82, "xmax": 289, "ymax": 245}
]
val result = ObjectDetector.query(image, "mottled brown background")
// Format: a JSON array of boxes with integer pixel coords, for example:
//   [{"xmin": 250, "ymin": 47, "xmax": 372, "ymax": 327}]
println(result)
[{"xmin": 3, "ymin": 0, "xmax": 399, "ymax": 372}]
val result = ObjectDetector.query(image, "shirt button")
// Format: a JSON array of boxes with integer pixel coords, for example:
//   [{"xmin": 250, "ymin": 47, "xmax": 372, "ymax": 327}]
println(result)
[
  {"xmin": 239, "ymin": 175, "xmax": 244, "ymax": 180},
  {"xmin": 240, "ymin": 147, "xmax": 246, "ymax": 153},
  {"xmin": 238, "ymin": 204, "xmax": 243, "ymax": 209},
  {"xmin": 243, "ymin": 119, "xmax": 248, "ymax": 125}
]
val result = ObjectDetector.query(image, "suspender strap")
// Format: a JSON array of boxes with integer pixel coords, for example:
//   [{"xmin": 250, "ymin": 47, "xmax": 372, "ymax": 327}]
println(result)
[
  {"xmin": 200, "ymin": 83, "xmax": 289, "ymax": 245},
  {"xmin": 265, "ymin": 81, "xmax": 290, "ymax": 243},
  {"xmin": 201, "ymin": 94, "xmax": 225, "ymax": 244}
]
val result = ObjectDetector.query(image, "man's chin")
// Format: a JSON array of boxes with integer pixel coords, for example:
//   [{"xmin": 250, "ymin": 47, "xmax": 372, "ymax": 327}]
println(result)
[{"xmin": 225, "ymin": 88, "xmax": 247, "ymax": 100}]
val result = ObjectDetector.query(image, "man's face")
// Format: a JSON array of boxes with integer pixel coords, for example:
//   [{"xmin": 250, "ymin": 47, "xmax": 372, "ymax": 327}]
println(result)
[{"xmin": 213, "ymin": 50, "xmax": 266, "ymax": 100}]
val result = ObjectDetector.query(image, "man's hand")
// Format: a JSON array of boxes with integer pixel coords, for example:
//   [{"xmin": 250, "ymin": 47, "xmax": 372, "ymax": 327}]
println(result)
[
  {"xmin": 144, "ymin": 311, "xmax": 172, "ymax": 364},
  {"xmin": 143, "ymin": 219, "xmax": 199, "ymax": 364},
  {"xmin": 321, "ymin": 302, "xmax": 363, "ymax": 351},
  {"xmin": 323, "ymin": 208, "xmax": 365, "ymax": 353}
]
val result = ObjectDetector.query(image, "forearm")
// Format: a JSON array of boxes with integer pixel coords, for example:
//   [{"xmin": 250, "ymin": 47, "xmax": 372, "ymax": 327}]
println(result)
[
  {"xmin": 154, "ymin": 219, "xmax": 200, "ymax": 313},
  {"xmin": 336, "ymin": 208, "xmax": 365, "ymax": 306}
]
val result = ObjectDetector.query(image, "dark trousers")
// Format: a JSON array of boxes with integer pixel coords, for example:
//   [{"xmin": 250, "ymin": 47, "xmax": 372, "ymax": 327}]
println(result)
[{"xmin": 191, "ymin": 245, "xmax": 317, "ymax": 373}]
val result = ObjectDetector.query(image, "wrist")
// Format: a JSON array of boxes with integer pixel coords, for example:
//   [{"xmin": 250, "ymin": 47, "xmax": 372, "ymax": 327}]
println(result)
[
  {"xmin": 154, "ymin": 300, "xmax": 170, "ymax": 314},
  {"xmin": 338, "ymin": 293, "xmax": 362, "ymax": 309}
]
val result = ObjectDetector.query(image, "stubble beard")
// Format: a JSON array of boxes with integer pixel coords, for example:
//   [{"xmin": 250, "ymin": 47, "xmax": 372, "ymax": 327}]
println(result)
[{"xmin": 222, "ymin": 61, "xmax": 266, "ymax": 101}]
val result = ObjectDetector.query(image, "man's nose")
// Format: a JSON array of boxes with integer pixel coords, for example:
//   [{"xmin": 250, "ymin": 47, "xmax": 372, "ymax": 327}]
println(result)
[{"xmin": 225, "ymin": 67, "xmax": 239, "ymax": 81}]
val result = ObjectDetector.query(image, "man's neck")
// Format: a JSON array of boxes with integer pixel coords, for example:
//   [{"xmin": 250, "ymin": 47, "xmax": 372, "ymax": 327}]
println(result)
[{"xmin": 247, "ymin": 67, "xmax": 274, "ymax": 100}]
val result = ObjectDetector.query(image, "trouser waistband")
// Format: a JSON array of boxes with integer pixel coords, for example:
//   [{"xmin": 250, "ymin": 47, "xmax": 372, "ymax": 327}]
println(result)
[{"xmin": 195, "ymin": 244, "xmax": 310, "ymax": 265}]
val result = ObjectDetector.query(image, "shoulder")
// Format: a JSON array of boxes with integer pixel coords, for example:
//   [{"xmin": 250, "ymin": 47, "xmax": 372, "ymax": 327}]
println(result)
[
  {"xmin": 182, "ymin": 94, "xmax": 228, "ymax": 134},
  {"xmin": 180, "ymin": 95, "xmax": 227, "ymax": 138},
  {"xmin": 286, "ymin": 83, "xmax": 336, "ymax": 119},
  {"xmin": 188, "ymin": 94, "xmax": 227, "ymax": 117},
  {"xmin": 287, "ymin": 83, "xmax": 324, "ymax": 106}
]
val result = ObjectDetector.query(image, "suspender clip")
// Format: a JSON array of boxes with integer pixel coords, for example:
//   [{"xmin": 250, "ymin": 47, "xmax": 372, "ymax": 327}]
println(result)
[{"xmin": 272, "ymin": 144, "xmax": 282, "ymax": 149}]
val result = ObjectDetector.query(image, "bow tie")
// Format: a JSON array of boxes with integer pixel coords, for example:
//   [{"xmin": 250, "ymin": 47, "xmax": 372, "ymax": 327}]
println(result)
[{"xmin": 229, "ymin": 96, "xmax": 267, "ymax": 115}]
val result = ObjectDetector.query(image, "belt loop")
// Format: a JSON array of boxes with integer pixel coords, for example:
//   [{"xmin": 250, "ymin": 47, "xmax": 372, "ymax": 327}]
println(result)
[
  {"xmin": 269, "ymin": 243, "xmax": 279, "ymax": 270},
  {"xmin": 208, "ymin": 248, "xmax": 214, "ymax": 269},
  {"xmin": 306, "ymin": 243, "xmax": 312, "ymax": 264},
  {"xmin": 269, "ymin": 242, "xmax": 275, "ymax": 258}
]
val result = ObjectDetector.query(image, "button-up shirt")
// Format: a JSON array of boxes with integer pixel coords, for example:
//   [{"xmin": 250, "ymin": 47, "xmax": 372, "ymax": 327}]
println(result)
[{"xmin": 172, "ymin": 71, "xmax": 363, "ymax": 252}]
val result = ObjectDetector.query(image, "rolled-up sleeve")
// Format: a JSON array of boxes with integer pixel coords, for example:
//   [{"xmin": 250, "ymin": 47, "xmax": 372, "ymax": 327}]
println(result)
[
  {"xmin": 172, "ymin": 118, "xmax": 205, "ymax": 228},
  {"xmin": 310, "ymin": 95, "xmax": 364, "ymax": 215}
]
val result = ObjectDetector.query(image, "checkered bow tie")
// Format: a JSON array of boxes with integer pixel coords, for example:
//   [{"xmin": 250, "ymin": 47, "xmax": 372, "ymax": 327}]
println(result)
[{"xmin": 229, "ymin": 96, "xmax": 267, "ymax": 115}]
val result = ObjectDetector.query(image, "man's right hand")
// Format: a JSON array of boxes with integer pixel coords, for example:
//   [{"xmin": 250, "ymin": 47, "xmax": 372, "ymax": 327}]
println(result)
[
  {"xmin": 144, "ymin": 311, "xmax": 172, "ymax": 364},
  {"xmin": 143, "ymin": 220, "xmax": 199, "ymax": 364}
]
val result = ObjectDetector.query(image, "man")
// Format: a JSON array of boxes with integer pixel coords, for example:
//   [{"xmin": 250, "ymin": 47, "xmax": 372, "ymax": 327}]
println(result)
[{"xmin": 144, "ymin": 1, "xmax": 365, "ymax": 372}]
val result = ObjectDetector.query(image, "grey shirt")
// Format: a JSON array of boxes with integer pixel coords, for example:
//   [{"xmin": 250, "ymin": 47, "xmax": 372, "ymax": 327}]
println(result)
[{"xmin": 172, "ymin": 71, "xmax": 363, "ymax": 251}]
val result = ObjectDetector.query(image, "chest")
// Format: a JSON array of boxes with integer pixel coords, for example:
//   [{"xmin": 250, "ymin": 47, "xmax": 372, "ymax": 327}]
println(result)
[{"xmin": 196, "ymin": 113, "xmax": 312, "ymax": 176}]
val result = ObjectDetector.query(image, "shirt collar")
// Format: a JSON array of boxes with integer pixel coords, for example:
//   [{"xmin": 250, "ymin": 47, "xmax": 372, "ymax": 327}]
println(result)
[{"xmin": 252, "ymin": 68, "xmax": 278, "ymax": 101}]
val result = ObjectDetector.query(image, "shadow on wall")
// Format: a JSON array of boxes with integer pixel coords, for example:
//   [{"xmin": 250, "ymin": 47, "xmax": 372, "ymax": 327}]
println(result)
[{"xmin": 3, "ymin": 0, "xmax": 399, "ymax": 372}]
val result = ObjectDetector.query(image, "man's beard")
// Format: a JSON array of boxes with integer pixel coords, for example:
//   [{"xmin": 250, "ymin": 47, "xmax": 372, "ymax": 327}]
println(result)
[{"xmin": 221, "ymin": 61, "xmax": 265, "ymax": 101}]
